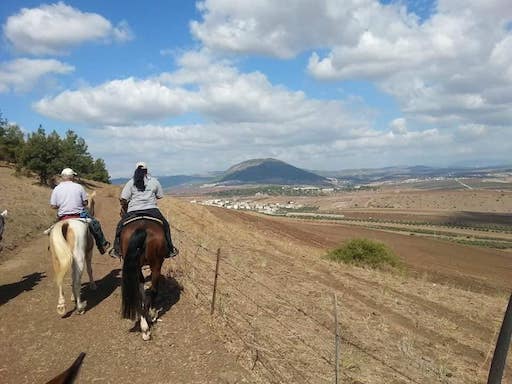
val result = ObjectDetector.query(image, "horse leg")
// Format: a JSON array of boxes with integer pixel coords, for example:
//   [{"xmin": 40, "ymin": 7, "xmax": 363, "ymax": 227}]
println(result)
[
  {"xmin": 148, "ymin": 267, "xmax": 162, "ymax": 323},
  {"xmin": 72, "ymin": 258, "xmax": 87, "ymax": 314},
  {"xmin": 139, "ymin": 280, "xmax": 151, "ymax": 341},
  {"xmin": 85, "ymin": 247, "xmax": 96, "ymax": 290},
  {"xmin": 57, "ymin": 281, "xmax": 66, "ymax": 316}
]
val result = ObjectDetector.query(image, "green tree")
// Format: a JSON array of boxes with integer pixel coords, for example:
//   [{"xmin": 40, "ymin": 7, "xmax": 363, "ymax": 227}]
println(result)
[
  {"xmin": 60, "ymin": 130, "xmax": 94, "ymax": 175},
  {"xmin": 21, "ymin": 126, "xmax": 62, "ymax": 184},
  {"xmin": 0, "ymin": 124, "xmax": 24, "ymax": 163},
  {"xmin": 90, "ymin": 158, "xmax": 110, "ymax": 183}
]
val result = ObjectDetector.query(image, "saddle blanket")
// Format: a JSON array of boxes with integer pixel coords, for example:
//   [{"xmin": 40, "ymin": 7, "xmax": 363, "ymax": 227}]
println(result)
[
  {"xmin": 43, "ymin": 218, "xmax": 92, "ymax": 235},
  {"xmin": 122, "ymin": 215, "xmax": 163, "ymax": 226}
]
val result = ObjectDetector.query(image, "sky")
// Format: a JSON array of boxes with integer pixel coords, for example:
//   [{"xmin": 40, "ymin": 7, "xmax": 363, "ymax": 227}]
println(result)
[{"xmin": 0, "ymin": 0, "xmax": 511, "ymax": 178}]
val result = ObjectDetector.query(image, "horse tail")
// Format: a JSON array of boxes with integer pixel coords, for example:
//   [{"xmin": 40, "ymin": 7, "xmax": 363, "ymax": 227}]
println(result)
[
  {"xmin": 46, "ymin": 352, "xmax": 86, "ymax": 384},
  {"xmin": 122, "ymin": 228, "xmax": 147, "ymax": 320},
  {"xmin": 49, "ymin": 221, "xmax": 73, "ymax": 285}
]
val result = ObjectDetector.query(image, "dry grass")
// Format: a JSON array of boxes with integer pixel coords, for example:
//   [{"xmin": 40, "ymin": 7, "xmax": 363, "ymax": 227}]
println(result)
[
  {"xmin": 162, "ymin": 198, "xmax": 511, "ymax": 383},
  {"xmin": 1, "ymin": 164, "xmax": 510, "ymax": 383}
]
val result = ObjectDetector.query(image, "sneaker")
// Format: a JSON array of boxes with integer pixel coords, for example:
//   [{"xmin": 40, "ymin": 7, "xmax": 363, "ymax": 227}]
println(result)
[
  {"xmin": 109, "ymin": 247, "xmax": 121, "ymax": 258},
  {"xmin": 97, "ymin": 241, "xmax": 111, "ymax": 255},
  {"xmin": 166, "ymin": 246, "xmax": 179, "ymax": 259}
]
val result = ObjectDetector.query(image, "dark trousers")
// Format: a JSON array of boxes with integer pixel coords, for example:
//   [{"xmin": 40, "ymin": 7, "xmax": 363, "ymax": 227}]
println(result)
[
  {"xmin": 89, "ymin": 217, "xmax": 108, "ymax": 249},
  {"xmin": 113, "ymin": 208, "xmax": 174, "ymax": 254}
]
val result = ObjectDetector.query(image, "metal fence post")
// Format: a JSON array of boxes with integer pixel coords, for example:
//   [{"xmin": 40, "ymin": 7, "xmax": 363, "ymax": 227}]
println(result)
[
  {"xmin": 210, "ymin": 248, "xmax": 221, "ymax": 315},
  {"xmin": 487, "ymin": 293, "xmax": 512, "ymax": 384}
]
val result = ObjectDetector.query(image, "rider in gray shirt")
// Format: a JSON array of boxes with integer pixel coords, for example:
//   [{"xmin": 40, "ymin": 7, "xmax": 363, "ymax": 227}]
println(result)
[
  {"xmin": 121, "ymin": 174, "xmax": 164, "ymax": 212},
  {"xmin": 110, "ymin": 162, "xmax": 176, "ymax": 258}
]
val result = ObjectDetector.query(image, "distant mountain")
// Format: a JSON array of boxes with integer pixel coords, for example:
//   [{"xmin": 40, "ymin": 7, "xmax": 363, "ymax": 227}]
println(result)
[
  {"xmin": 111, "ymin": 175, "xmax": 213, "ymax": 189},
  {"xmin": 314, "ymin": 165, "xmax": 512, "ymax": 184},
  {"xmin": 217, "ymin": 158, "xmax": 330, "ymax": 185}
]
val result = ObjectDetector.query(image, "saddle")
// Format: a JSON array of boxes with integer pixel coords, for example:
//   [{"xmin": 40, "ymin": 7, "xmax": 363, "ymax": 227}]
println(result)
[
  {"xmin": 43, "ymin": 217, "xmax": 92, "ymax": 235},
  {"xmin": 121, "ymin": 215, "xmax": 163, "ymax": 227}
]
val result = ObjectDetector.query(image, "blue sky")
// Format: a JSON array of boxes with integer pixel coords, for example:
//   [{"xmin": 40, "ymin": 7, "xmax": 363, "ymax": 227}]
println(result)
[{"xmin": 0, "ymin": 1, "xmax": 511, "ymax": 177}]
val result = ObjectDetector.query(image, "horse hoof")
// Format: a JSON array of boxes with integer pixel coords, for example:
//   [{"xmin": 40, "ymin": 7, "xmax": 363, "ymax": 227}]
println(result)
[
  {"xmin": 142, "ymin": 332, "xmax": 151, "ymax": 341},
  {"xmin": 77, "ymin": 301, "xmax": 87, "ymax": 314},
  {"xmin": 148, "ymin": 308, "xmax": 159, "ymax": 323},
  {"xmin": 57, "ymin": 305, "xmax": 66, "ymax": 316}
]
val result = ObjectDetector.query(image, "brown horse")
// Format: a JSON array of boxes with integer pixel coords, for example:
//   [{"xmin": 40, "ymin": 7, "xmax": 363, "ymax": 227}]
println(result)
[{"xmin": 120, "ymin": 217, "xmax": 166, "ymax": 340}]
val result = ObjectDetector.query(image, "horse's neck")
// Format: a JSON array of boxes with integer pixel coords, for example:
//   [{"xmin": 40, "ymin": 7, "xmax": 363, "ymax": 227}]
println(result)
[
  {"xmin": 87, "ymin": 192, "xmax": 96, "ymax": 216},
  {"xmin": 88, "ymin": 200, "xmax": 95, "ymax": 216}
]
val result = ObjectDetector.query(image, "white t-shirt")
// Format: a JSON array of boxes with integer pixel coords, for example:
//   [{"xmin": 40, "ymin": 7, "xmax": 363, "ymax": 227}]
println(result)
[{"xmin": 50, "ymin": 181, "xmax": 88, "ymax": 217}]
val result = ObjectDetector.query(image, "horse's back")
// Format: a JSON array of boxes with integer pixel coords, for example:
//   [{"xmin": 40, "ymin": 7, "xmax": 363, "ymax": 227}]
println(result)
[{"xmin": 121, "ymin": 220, "xmax": 166, "ymax": 261}]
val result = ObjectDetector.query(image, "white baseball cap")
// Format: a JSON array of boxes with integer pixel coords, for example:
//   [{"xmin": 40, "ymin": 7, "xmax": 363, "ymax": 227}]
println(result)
[
  {"xmin": 136, "ymin": 161, "xmax": 147, "ymax": 169},
  {"xmin": 61, "ymin": 168, "xmax": 77, "ymax": 176}
]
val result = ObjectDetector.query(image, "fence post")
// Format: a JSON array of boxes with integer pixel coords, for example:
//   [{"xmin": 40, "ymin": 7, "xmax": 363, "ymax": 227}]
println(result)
[
  {"xmin": 210, "ymin": 248, "xmax": 221, "ymax": 315},
  {"xmin": 487, "ymin": 293, "xmax": 512, "ymax": 384},
  {"xmin": 333, "ymin": 292, "xmax": 340, "ymax": 384}
]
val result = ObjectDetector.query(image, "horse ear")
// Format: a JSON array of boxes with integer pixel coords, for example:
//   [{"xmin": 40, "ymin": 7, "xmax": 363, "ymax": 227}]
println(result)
[{"xmin": 0, "ymin": 210, "xmax": 7, "ymax": 217}]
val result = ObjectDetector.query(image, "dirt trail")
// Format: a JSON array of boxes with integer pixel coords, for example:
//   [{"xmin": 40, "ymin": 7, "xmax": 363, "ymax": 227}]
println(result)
[{"xmin": 0, "ymin": 192, "xmax": 254, "ymax": 384}]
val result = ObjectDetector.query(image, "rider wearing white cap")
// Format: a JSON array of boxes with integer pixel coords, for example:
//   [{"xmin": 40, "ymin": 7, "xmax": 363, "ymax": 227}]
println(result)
[{"xmin": 50, "ymin": 168, "xmax": 110, "ymax": 254}]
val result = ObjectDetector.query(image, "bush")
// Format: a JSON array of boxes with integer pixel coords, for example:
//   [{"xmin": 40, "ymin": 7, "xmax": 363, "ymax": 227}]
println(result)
[{"xmin": 326, "ymin": 238, "xmax": 403, "ymax": 270}]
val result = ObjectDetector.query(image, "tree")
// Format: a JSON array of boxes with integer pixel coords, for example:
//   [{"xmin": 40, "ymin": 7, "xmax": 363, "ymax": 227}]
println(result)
[
  {"xmin": 60, "ymin": 130, "xmax": 94, "ymax": 175},
  {"xmin": 0, "ymin": 124, "xmax": 24, "ymax": 163},
  {"xmin": 20, "ymin": 126, "xmax": 62, "ymax": 184},
  {"xmin": 90, "ymin": 158, "xmax": 110, "ymax": 183}
]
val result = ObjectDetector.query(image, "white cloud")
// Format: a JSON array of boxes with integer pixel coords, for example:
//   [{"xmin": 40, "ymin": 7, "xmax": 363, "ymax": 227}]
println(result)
[
  {"xmin": 34, "ymin": 77, "xmax": 194, "ymax": 125},
  {"xmin": 34, "ymin": 47, "xmax": 512, "ymax": 175},
  {"xmin": 191, "ymin": 0, "xmax": 512, "ymax": 132},
  {"xmin": 390, "ymin": 118, "xmax": 407, "ymax": 135},
  {"xmin": 35, "ymin": 51, "xmax": 368, "ymax": 129},
  {"xmin": 3, "ymin": 2, "xmax": 133, "ymax": 55},
  {"xmin": 0, "ymin": 58, "xmax": 74, "ymax": 93}
]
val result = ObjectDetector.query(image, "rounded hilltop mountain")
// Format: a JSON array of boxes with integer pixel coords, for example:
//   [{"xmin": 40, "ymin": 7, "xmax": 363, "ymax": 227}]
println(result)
[{"xmin": 218, "ymin": 158, "xmax": 330, "ymax": 185}]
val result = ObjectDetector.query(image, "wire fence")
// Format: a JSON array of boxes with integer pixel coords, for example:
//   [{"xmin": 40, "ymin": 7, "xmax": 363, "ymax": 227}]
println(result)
[{"xmin": 168, "ymin": 222, "xmax": 429, "ymax": 384}]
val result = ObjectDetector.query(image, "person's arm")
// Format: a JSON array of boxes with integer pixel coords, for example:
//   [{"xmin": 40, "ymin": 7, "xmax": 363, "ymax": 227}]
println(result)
[
  {"xmin": 50, "ymin": 189, "xmax": 59, "ymax": 210},
  {"xmin": 82, "ymin": 189, "xmax": 89, "ymax": 208},
  {"xmin": 120, "ymin": 181, "xmax": 132, "ymax": 216},
  {"xmin": 120, "ymin": 198, "xmax": 128, "ymax": 216},
  {"xmin": 155, "ymin": 180, "xmax": 164, "ymax": 200}
]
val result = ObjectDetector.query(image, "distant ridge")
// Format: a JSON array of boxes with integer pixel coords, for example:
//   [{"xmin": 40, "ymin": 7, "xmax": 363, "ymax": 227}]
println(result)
[{"xmin": 218, "ymin": 158, "xmax": 330, "ymax": 185}]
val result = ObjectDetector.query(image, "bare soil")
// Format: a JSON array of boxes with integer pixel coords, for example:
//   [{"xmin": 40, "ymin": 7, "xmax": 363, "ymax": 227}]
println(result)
[{"xmin": 1, "ymin": 166, "xmax": 511, "ymax": 383}]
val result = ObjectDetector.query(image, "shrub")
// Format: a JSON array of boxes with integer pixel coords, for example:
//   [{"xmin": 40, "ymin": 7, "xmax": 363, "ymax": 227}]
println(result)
[{"xmin": 326, "ymin": 238, "xmax": 403, "ymax": 270}]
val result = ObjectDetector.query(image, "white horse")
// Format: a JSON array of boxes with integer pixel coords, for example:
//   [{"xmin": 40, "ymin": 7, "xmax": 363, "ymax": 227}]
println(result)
[{"xmin": 49, "ymin": 192, "xmax": 97, "ymax": 316}]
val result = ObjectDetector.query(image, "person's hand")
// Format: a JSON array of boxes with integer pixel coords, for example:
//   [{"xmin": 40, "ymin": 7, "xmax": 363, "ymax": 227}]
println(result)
[{"xmin": 120, "ymin": 199, "xmax": 128, "ymax": 217}]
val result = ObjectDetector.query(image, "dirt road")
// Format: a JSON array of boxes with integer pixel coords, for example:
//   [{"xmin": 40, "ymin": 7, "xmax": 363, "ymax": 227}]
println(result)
[{"xmin": 0, "ymin": 193, "xmax": 253, "ymax": 384}]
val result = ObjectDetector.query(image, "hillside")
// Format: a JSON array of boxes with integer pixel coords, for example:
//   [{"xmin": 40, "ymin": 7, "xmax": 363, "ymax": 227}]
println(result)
[
  {"xmin": 218, "ymin": 158, "xmax": 329, "ymax": 185},
  {"xmin": 0, "ymin": 163, "xmax": 511, "ymax": 383}
]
